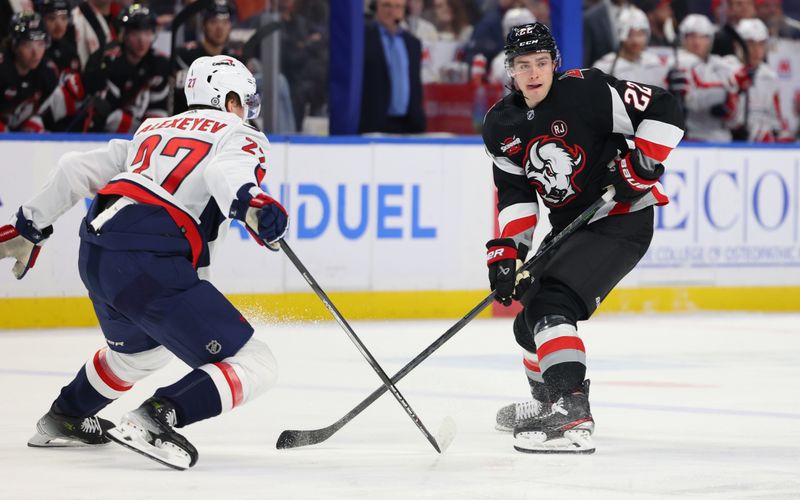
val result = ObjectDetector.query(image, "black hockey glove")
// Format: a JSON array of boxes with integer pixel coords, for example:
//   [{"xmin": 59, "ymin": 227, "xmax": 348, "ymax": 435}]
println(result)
[
  {"xmin": 0, "ymin": 208, "xmax": 53, "ymax": 279},
  {"xmin": 607, "ymin": 149, "xmax": 664, "ymax": 203},
  {"xmin": 666, "ymin": 68, "xmax": 689, "ymax": 98},
  {"xmin": 486, "ymin": 238, "xmax": 531, "ymax": 306}
]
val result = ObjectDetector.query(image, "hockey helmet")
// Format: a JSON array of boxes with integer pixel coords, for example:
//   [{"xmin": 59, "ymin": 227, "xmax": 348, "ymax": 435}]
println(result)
[
  {"xmin": 118, "ymin": 3, "xmax": 156, "ymax": 33},
  {"xmin": 504, "ymin": 22, "xmax": 561, "ymax": 68},
  {"xmin": 9, "ymin": 12, "xmax": 48, "ymax": 46},
  {"xmin": 502, "ymin": 8, "xmax": 536, "ymax": 39},
  {"xmin": 35, "ymin": 0, "xmax": 70, "ymax": 15},
  {"xmin": 184, "ymin": 55, "xmax": 261, "ymax": 120},
  {"xmin": 203, "ymin": 0, "xmax": 236, "ymax": 23},
  {"xmin": 736, "ymin": 18, "xmax": 769, "ymax": 42},
  {"xmin": 679, "ymin": 14, "xmax": 715, "ymax": 38},
  {"xmin": 617, "ymin": 6, "xmax": 650, "ymax": 41}
]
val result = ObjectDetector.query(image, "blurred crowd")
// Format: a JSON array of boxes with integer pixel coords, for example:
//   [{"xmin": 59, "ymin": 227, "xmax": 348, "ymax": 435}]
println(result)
[
  {"xmin": 3, "ymin": 0, "xmax": 800, "ymax": 142},
  {"xmin": 0, "ymin": 0, "xmax": 328, "ymax": 134}
]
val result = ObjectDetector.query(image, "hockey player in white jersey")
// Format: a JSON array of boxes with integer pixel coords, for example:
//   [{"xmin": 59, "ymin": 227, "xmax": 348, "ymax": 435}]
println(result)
[
  {"xmin": 672, "ymin": 14, "xmax": 752, "ymax": 142},
  {"xmin": 593, "ymin": 6, "xmax": 671, "ymax": 87},
  {"xmin": 729, "ymin": 18, "xmax": 792, "ymax": 142},
  {"xmin": 0, "ymin": 55, "xmax": 287, "ymax": 470}
]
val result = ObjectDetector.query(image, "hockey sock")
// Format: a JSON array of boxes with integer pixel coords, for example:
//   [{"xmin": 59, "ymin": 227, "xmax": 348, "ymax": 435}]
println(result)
[
  {"xmin": 533, "ymin": 315, "xmax": 587, "ymax": 397},
  {"xmin": 522, "ymin": 349, "xmax": 549, "ymax": 401},
  {"xmin": 54, "ymin": 365, "xmax": 114, "ymax": 417},
  {"xmin": 153, "ymin": 363, "xmax": 238, "ymax": 428}
]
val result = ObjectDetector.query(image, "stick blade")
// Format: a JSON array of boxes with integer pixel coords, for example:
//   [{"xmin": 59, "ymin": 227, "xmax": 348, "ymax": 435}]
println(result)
[
  {"xmin": 436, "ymin": 416, "xmax": 457, "ymax": 453},
  {"xmin": 276, "ymin": 426, "xmax": 335, "ymax": 450}
]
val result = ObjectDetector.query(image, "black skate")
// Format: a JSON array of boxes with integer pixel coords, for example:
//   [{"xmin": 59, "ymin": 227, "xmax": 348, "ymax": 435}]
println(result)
[
  {"xmin": 513, "ymin": 381, "xmax": 595, "ymax": 454},
  {"xmin": 27, "ymin": 403, "xmax": 114, "ymax": 448},
  {"xmin": 495, "ymin": 399, "xmax": 547, "ymax": 432},
  {"xmin": 106, "ymin": 397, "xmax": 198, "ymax": 470}
]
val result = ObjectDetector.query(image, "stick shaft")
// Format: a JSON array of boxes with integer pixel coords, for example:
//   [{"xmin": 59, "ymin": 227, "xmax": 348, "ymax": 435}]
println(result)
[{"xmin": 279, "ymin": 240, "xmax": 443, "ymax": 452}]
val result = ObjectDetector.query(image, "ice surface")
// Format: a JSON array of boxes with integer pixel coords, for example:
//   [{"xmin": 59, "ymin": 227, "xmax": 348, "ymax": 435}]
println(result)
[{"xmin": 1, "ymin": 314, "xmax": 798, "ymax": 499}]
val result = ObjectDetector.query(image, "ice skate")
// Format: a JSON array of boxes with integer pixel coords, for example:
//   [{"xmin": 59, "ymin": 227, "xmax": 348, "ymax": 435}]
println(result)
[
  {"xmin": 495, "ymin": 398, "xmax": 547, "ymax": 432},
  {"xmin": 513, "ymin": 381, "xmax": 595, "ymax": 454},
  {"xmin": 107, "ymin": 397, "xmax": 198, "ymax": 470},
  {"xmin": 27, "ymin": 403, "xmax": 114, "ymax": 448}
]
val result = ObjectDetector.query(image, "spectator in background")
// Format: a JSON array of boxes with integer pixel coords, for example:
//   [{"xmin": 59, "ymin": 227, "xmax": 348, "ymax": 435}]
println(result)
[
  {"xmin": 755, "ymin": 0, "xmax": 800, "ymax": 40},
  {"xmin": 712, "ymin": 0, "xmax": 755, "ymax": 56},
  {"xmin": 463, "ymin": 0, "xmax": 516, "ymax": 64},
  {"xmin": 71, "ymin": 0, "xmax": 122, "ymax": 67},
  {"xmin": 173, "ymin": 0, "xmax": 237, "ymax": 115},
  {"xmin": 674, "ymin": 13, "xmax": 746, "ymax": 142},
  {"xmin": 279, "ymin": 0, "xmax": 327, "ymax": 131},
  {"xmin": 730, "ymin": 17, "xmax": 791, "ymax": 141},
  {"xmin": 36, "ymin": 0, "xmax": 80, "ymax": 80},
  {"xmin": 583, "ymin": 0, "xmax": 631, "ymax": 68},
  {"xmin": 433, "ymin": 0, "xmax": 473, "ymax": 42},
  {"xmin": 359, "ymin": 0, "xmax": 425, "ymax": 133},
  {"xmin": 593, "ymin": 6, "xmax": 669, "ymax": 87},
  {"xmin": 0, "ymin": 11, "xmax": 58, "ymax": 132},
  {"xmin": 41, "ymin": 3, "xmax": 169, "ymax": 132},
  {"xmin": 488, "ymin": 6, "xmax": 535, "ymax": 86},
  {"xmin": 634, "ymin": 0, "xmax": 674, "ymax": 46},
  {"xmin": 406, "ymin": 0, "xmax": 438, "ymax": 43}
]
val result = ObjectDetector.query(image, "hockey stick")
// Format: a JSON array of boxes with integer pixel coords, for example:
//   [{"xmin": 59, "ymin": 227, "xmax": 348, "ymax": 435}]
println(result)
[
  {"xmin": 278, "ymin": 239, "xmax": 455, "ymax": 453},
  {"xmin": 276, "ymin": 187, "xmax": 617, "ymax": 450},
  {"xmin": 168, "ymin": 0, "xmax": 214, "ymax": 115}
]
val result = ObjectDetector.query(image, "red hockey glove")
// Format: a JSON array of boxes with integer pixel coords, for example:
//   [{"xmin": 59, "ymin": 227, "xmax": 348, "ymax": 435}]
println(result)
[
  {"xmin": 607, "ymin": 149, "xmax": 664, "ymax": 203},
  {"xmin": 0, "ymin": 209, "xmax": 53, "ymax": 279},
  {"xmin": 486, "ymin": 238, "xmax": 531, "ymax": 306}
]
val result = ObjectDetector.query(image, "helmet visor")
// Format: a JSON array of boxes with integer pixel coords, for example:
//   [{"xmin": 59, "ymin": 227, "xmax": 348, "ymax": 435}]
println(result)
[{"xmin": 245, "ymin": 93, "xmax": 261, "ymax": 120}]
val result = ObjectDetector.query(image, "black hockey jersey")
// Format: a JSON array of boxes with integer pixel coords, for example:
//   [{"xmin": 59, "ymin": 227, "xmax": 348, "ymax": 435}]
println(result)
[
  {"xmin": 46, "ymin": 37, "xmax": 81, "ymax": 80},
  {"xmin": 41, "ymin": 42, "xmax": 170, "ymax": 133},
  {"xmin": 482, "ymin": 68, "xmax": 685, "ymax": 244},
  {"xmin": 0, "ymin": 50, "xmax": 59, "ymax": 132}
]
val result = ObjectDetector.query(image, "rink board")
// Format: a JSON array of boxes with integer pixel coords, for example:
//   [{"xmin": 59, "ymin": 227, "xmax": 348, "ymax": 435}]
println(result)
[{"xmin": 0, "ymin": 135, "xmax": 798, "ymax": 328}]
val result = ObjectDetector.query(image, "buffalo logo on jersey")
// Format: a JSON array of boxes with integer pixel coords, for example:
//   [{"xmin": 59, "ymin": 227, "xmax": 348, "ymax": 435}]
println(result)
[
  {"xmin": 524, "ymin": 136, "xmax": 586, "ymax": 207},
  {"xmin": 500, "ymin": 136, "xmax": 522, "ymax": 156}
]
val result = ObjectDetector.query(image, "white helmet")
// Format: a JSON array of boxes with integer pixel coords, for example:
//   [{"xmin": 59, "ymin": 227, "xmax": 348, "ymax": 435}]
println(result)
[
  {"xmin": 184, "ymin": 55, "xmax": 261, "ymax": 120},
  {"xmin": 502, "ymin": 8, "xmax": 536, "ymax": 37},
  {"xmin": 736, "ymin": 18, "xmax": 769, "ymax": 42},
  {"xmin": 617, "ymin": 6, "xmax": 650, "ymax": 41},
  {"xmin": 679, "ymin": 14, "xmax": 715, "ymax": 38}
]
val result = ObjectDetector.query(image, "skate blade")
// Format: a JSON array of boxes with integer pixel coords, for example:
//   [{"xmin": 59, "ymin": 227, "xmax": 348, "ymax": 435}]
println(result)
[
  {"xmin": 513, "ymin": 429, "xmax": 595, "ymax": 455},
  {"xmin": 27, "ymin": 431, "xmax": 110, "ymax": 448},
  {"xmin": 436, "ymin": 417, "xmax": 457, "ymax": 453},
  {"xmin": 107, "ymin": 425, "xmax": 191, "ymax": 471}
]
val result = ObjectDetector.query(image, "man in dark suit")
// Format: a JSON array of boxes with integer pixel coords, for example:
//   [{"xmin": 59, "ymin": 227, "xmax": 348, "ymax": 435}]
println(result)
[{"xmin": 359, "ymin": 0, "xmax": 426, "ymax": 134}]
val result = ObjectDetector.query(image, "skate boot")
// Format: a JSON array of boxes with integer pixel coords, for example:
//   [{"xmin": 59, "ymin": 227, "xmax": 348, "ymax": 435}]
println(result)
[
  {"xmin": 495, "ymin": 399, "xmax": 547, "ymax": 432},
  {"xmin": 106, "ymin": 397, "xmax": 198, "ymax": 470},
  {"xmin": 27, "ymin": 402, "xmax": 114, "ymax": 447},
  {"xmin": 513, "ymin": 380, "xmax": 595, "ymax": 454}
]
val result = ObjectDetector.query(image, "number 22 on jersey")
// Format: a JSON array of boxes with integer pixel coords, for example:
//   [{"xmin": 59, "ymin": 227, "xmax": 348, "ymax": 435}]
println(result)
[{"xmin": 130, "ymin": 135, "xmax": 212, "ymax": 194}]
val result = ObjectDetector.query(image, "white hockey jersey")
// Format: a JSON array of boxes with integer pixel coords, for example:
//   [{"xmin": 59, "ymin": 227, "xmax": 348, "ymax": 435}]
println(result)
[
  {"xmin": 675, "ymin": 49, "xmax": 740, "ymax": 142},
  {"xmin": 728, "ymin": 61, "xmax": 792, "ymax": 142},
  {"xmin": 20, "ymin": 109, "xmax": 270, "ymax": 277},
  {"xmin": 593, "ymin": 50, "xmax": 671, "ymax": 88}
]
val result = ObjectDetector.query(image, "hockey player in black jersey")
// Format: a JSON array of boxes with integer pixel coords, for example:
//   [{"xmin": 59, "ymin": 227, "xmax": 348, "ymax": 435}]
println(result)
[
  {"xmin": 0, "ymin": 12, "xmax": 59, "ymax": 133},
  {"xmin": 483, "ymin": 23, "xmax": 684, "ymax": 453},
  {"xmin": 36, "ymin": 0, "xmax": 81, "ymax": 80},
  {"xmin": 40, "ymin": 3, "xmax": 169, "ymax": 132},
  {"xmin": 172, "ymin": 0, "xmax": 237, "ymax": 115}
]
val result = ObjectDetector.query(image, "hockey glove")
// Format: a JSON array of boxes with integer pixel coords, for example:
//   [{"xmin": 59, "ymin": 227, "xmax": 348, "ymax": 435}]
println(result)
[
  {"xmin": 607, "ymin": 149, "xmax": 664, "ymax": 203},
  {"xmin": 0, "ymin": 208, "xmax": 53, "ymax": 279},
  {"xmin": 243, "ymin": 193, "xmax": 289, "ymax": 251},
  {"xmin": 666, "ymin": 68, "xmax": 689, "ymax": 98},
  {"xmin": 486, "ymin": 238, "xmax": 531, "ymax": 306}
]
